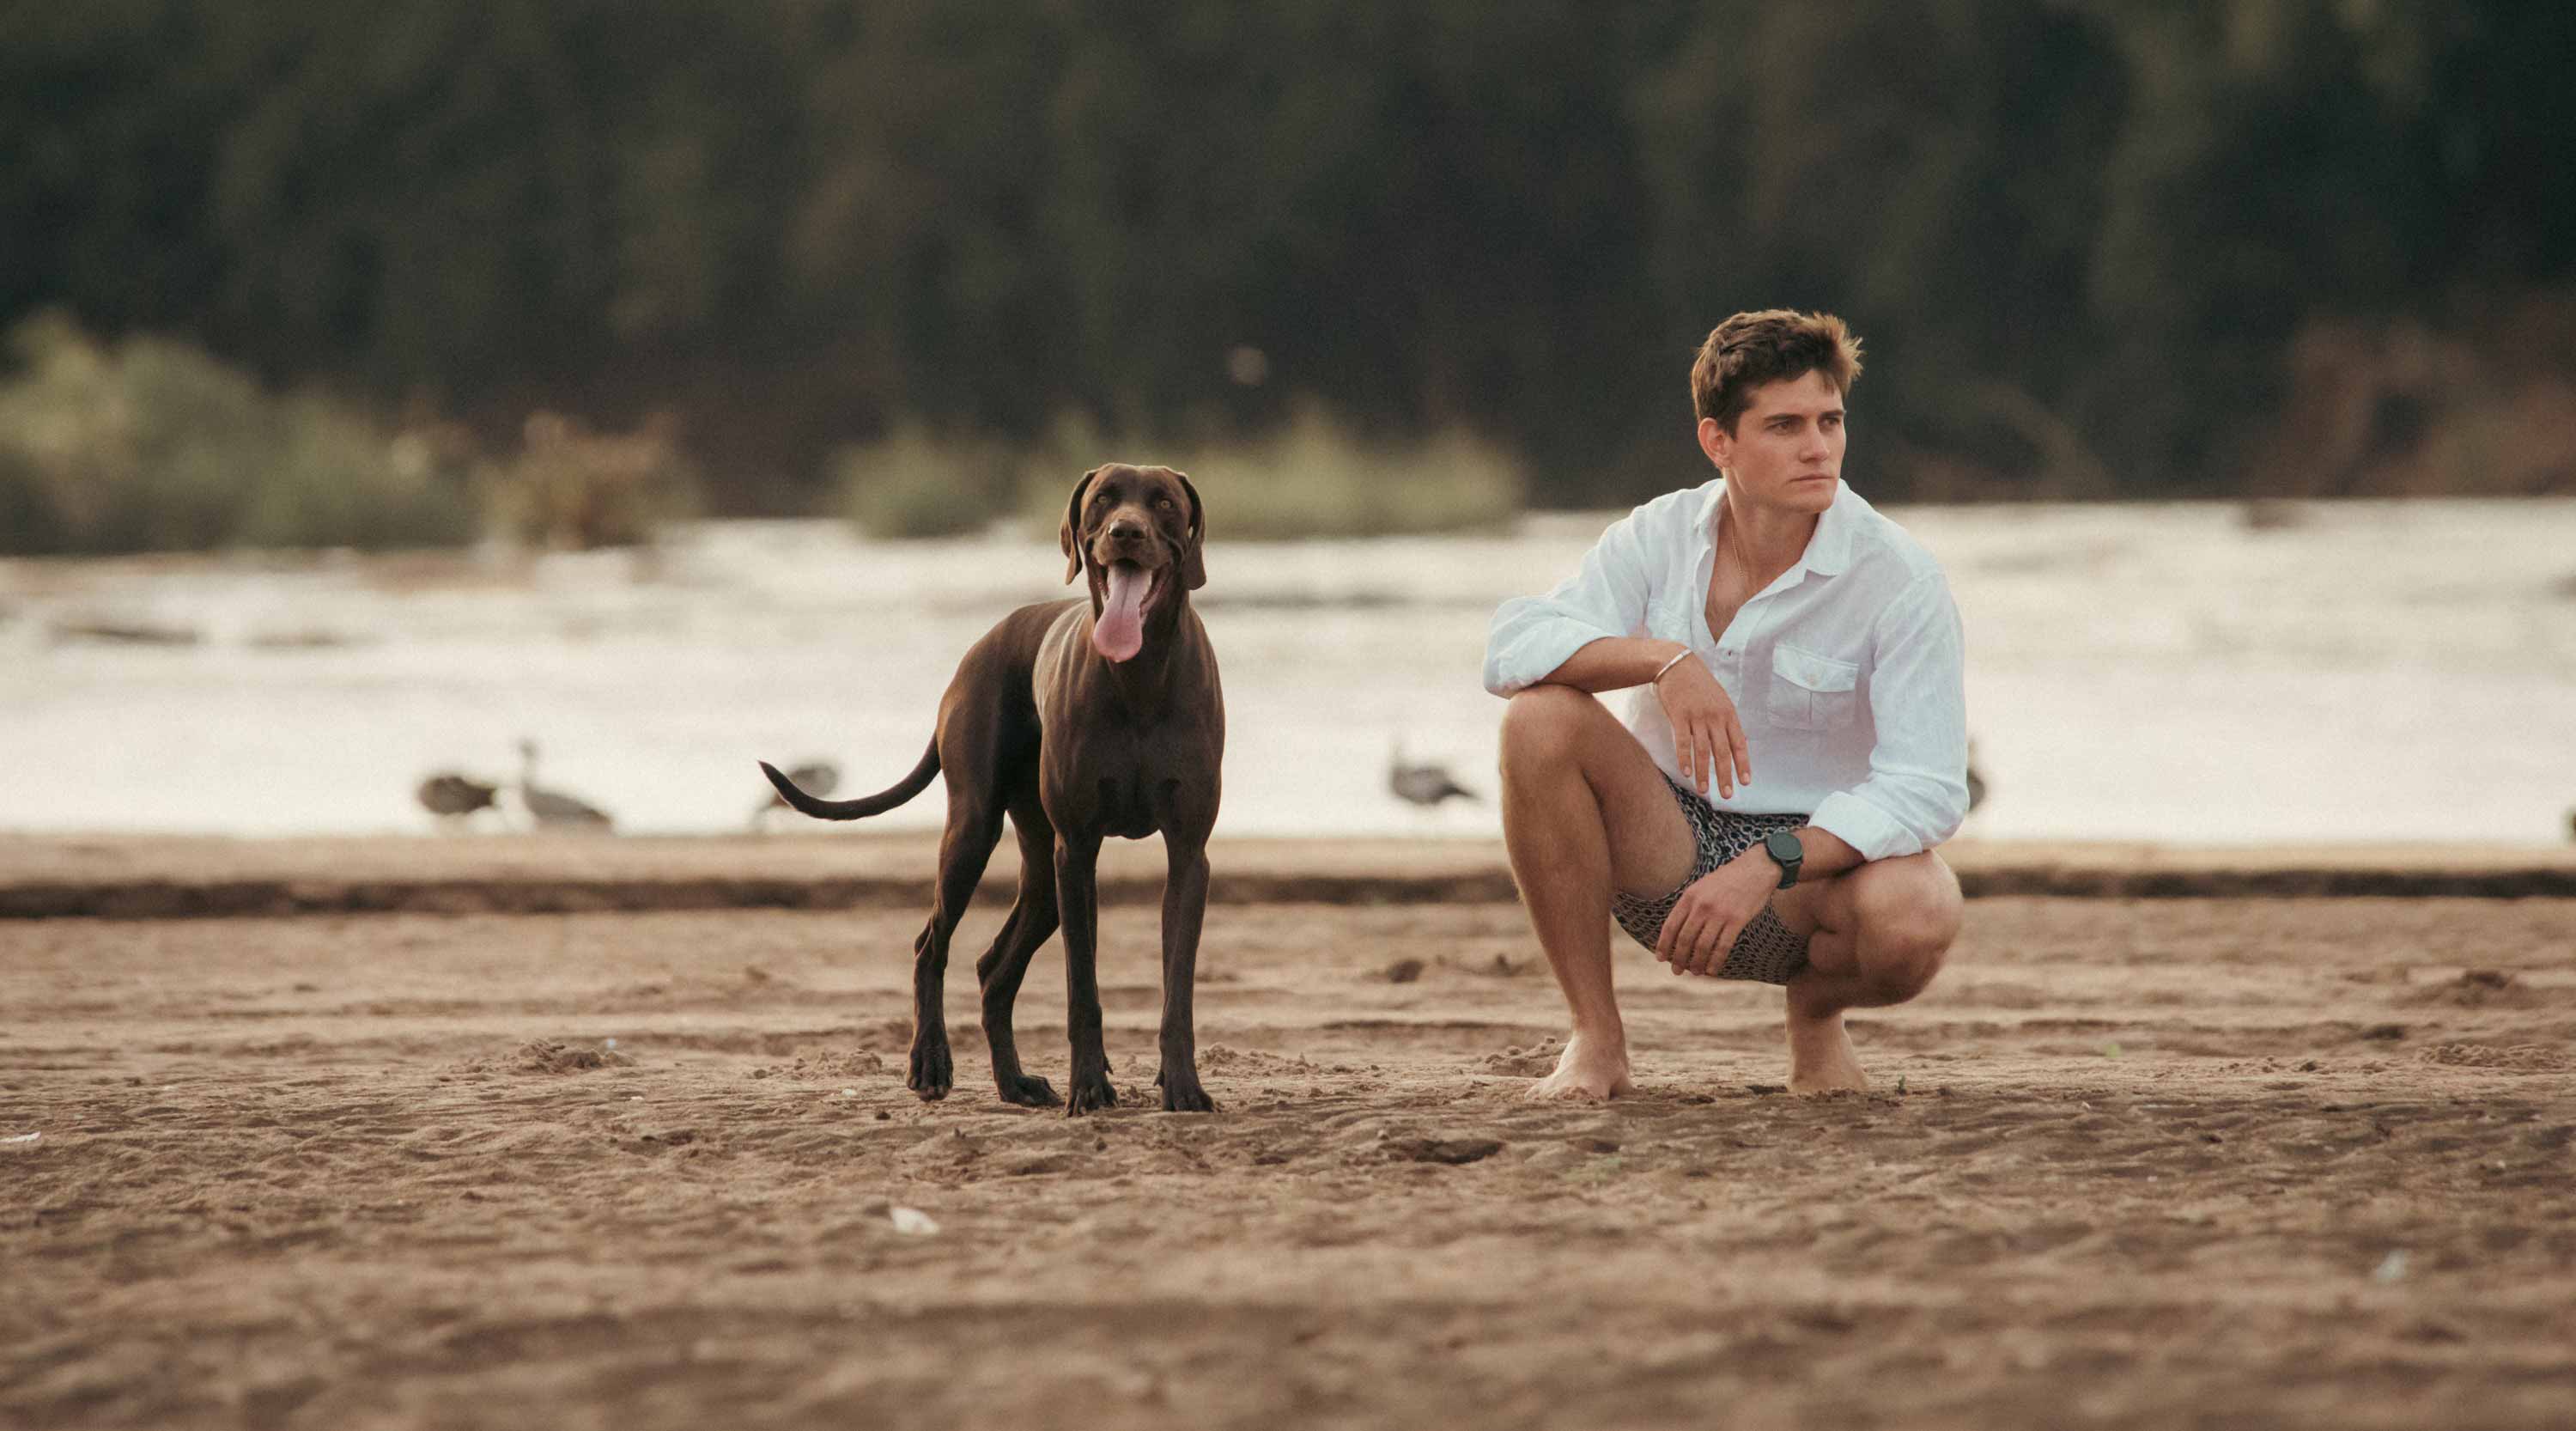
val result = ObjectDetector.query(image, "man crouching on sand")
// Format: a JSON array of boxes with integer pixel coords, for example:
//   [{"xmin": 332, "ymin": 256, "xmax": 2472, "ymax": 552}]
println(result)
[{"xmin": 1483, "ymin": 310, "xmax": 1968, "ymax": 1099}]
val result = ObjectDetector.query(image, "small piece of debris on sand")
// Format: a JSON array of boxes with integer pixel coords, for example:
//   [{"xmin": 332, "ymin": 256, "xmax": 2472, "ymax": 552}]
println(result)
[
  {"xmin": 515, "ymin": 1040, "xmax": 631, "ymax": 1074},
  {"xmin": 1385, "ymin": 1136, "xmax": 1504, "ymax": 1166}
]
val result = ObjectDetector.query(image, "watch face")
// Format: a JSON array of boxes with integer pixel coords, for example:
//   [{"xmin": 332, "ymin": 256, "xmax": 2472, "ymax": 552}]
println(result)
[{"xmin": 1764, "ymin": 831, "xmax": 1801, "ymax": 885}]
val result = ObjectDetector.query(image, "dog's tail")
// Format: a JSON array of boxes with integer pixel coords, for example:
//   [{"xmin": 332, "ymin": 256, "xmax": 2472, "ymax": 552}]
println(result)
[{"xmin": 759, "ymin": 743, "xmax": 937, "ymax": 821}]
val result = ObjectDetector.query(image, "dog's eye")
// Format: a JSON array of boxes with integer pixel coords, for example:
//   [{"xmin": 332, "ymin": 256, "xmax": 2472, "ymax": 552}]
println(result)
[{"xmin": 1155, "ymin": 496, "xmax": 1176, "ymax": 510}]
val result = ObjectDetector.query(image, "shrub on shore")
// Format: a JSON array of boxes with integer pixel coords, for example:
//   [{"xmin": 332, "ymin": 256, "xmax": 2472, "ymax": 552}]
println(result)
[
  {"xmin": 0, "ymin": 313, "xmax": 478, "ymax": 555},
  {"xmin": 833, "ymin": 423, "xmax": 1024, "ymax": 539},
  {"xmin": 834, "ymin": 409, "xmax": 1525, "ymax": 542},
  {"xmin": 477, "ymin": 412, "xmax": 703, "ymax": 551},
  {"xmin": 0, "ymin": 314, "xmax": 708, "ymax": 555},
  {"xmin": 1016, "ymin": 409, "xmax": 1525, "ymax": 541}
]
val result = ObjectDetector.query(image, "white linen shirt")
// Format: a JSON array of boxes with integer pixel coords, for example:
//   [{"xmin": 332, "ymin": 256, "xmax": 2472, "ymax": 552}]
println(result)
[{"xmin": 1483, "ymin": 478, "xmax": 1969, "ymax": 861}]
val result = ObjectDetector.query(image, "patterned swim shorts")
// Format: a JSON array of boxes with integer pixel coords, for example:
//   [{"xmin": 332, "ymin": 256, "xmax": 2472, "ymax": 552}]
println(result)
[{"xmin": 1609, "ymin": 774, "xmax": 1812, "ymax": 984}]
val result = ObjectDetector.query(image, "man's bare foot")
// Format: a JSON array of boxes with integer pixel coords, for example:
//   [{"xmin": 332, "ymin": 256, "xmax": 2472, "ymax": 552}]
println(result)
[
  {"xmin": 1785, "ymin": 1008, "xmax": 1868, "ymax": 1094},
  {"xmin": 1528, "ymin": 1029, "xmax": 1633, "ymax": 1101}
]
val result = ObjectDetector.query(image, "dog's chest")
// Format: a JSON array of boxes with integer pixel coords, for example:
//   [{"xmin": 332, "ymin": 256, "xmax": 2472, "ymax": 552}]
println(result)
[
  {"xmin": 1076, "ymin": 727, "xmax": 1172, "ymax": 837},
  {"xmin": 1094, "ymin": 772, "xmax": 1163, "ymax": 839},
  {"xmin": 1047, "ymin": 719, "xmax": 1195, "ymax": 837}
]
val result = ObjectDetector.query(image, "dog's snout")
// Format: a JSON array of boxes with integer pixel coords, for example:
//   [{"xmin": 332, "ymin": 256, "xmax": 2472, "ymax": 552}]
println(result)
[{"xmin": 1109, "ymin": 517, "xmax": 1147, "ymax": 540}]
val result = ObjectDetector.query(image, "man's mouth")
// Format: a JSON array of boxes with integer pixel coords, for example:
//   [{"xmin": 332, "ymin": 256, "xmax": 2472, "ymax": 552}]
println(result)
[{"xmin": 1092, "ymin": 559, "xmax": 1158, "ymax": 661}]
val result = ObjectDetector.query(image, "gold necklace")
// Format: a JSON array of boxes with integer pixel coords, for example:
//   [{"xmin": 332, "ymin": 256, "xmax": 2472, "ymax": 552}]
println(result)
[{"xmin": 1708, "ymin": 494, "xmax": 1756, "ymax": 631}]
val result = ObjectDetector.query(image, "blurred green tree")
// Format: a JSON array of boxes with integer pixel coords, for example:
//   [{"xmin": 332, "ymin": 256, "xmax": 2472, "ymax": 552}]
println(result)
[{"xmin": 1, "ymin": 0, "xmax": 2566, "ymax": 523}]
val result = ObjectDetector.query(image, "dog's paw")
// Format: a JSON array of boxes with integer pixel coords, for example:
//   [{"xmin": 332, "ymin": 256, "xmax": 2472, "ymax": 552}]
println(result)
[
  {"xmin": 1157, "ymin": 1074, "xmax": 1217, "ymax": 1114},
  {"xmin": 1064, "ymin": 1073, "xmax": 1118, "ymax": 1117},
  {"xmin": 996, "ymin": 1073, "xmax": 1060, "ymax": 1107},
  {"xmin": 907, "ymin": 1041, "xmax": 953, "ymax": 1101}
]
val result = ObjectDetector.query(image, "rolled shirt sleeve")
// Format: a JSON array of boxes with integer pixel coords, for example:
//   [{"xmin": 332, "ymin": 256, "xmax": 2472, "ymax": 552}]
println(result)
[
  {"xmin": 1482, "ymin": 508, "xmax": 1656, "ymax": 696},
  {"xmin": 1807, "ymin": 571, "xmax": 1971, "ymax": 859}
]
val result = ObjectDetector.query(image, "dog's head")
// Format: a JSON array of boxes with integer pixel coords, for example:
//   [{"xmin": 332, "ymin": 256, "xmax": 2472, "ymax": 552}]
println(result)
[{"xmin": 1059, "ymin": 464, "xmax": 1204, "ymax": 661}]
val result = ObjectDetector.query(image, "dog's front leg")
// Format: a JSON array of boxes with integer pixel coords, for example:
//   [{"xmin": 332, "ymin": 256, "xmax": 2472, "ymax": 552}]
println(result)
[
  {"xmin": 1154, "ymin": 843, "xmax": 1217, "ymax": 1111},
  {"xmin": 1054, "ymin": 832, "xmax": 1117, "ymax": 1116}
]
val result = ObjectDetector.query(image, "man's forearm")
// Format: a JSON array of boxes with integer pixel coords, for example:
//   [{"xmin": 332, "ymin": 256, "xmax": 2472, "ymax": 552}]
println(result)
[
  {"xmin": 1727, "ymin": 824, "xmax": 1865, "ymax": 886},
  {"xmin": 1540, "ymin": 636, "xmax": 1692, "ymax": 693},
  {"xmin": 1783, "ymin": 825, "xmax": 1862, "ymax": 884}
]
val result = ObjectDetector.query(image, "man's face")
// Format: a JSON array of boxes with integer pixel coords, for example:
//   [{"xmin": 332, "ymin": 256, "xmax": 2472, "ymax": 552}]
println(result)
[{"xmin": 1697, "ymin": 368, "xmax": 1845, "ymax": 515}]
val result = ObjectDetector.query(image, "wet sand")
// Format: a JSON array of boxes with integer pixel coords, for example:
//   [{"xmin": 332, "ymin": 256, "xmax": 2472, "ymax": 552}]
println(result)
[{"xmin": 3, "ymin": 841, "xmax": 2573, "ymax": 1428}]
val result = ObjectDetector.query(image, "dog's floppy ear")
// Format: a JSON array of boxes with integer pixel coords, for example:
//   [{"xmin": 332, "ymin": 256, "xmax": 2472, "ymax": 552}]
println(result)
[
  {"xmin": 1060, "ymin": 467, "xmax": 1101, "ymax": 584},
  {"xmin": 1174, "ymin": 470, "xmax": 1206, "ymax": 591}
]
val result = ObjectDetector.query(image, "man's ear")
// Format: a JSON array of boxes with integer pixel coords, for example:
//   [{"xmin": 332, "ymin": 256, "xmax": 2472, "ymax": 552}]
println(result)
[
  {"xmin": 1174, "ymin": 471, "xmax": 1206, "ymax": 591},
  {"xmin": 1060, "ymin": 467, "xmax": 1100, "ymax": 584},
  {"xmin": 1696, "ymin": 417, "xmax": 1732, "ymax": 472}
]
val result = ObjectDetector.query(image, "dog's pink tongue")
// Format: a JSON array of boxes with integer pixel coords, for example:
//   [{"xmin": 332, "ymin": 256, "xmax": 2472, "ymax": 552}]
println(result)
[{"xmin": 1092, "ymin": 564, "xmax": 1148, "ymax": 661}]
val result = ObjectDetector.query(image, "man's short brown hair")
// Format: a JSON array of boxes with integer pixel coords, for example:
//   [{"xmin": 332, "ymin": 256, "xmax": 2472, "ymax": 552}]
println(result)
[{"xmin": 1691, "ymin": 310, "xmax": 1865, "ymax": 434}]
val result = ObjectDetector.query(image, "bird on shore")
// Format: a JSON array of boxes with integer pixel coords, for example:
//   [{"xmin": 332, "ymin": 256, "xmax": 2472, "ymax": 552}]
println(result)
[
  {"xmin": 415, "ymin": 773, "xmax": 498, "ymax": 827},
  {"xmin": 751, "ymin": 759, "xmax": 840, "ymax": 831},
  {"xmin": 516, "ymin": 740, "xmax": 614, "ymax": 831},
  {"xmin": 1388, "ymin": 740, "xmax": 1479, "ymax": 809}
]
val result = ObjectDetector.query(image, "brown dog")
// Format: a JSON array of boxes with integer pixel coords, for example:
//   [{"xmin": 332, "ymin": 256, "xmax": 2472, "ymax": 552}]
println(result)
[{"xmin": 762, "ymin": 464, "xmax": 1224, "ymax": 1115}]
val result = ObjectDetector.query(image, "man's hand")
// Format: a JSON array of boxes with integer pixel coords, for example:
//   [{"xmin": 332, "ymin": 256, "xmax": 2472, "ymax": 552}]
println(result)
[
  {"xmin": 1653, "ymin": 650, "xmax": 1752, "ymax": 799},
  {"xmin": 1654, "ymin": 853, "xmax": 1777, "ymax": 977}
]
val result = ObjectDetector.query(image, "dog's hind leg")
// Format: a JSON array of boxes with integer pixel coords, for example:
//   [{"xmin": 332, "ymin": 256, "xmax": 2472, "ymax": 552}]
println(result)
[
  {"xmin": 975, "ymin": 799, "xmax": 1062, "ymax": 1107},
  {"xmin": 907, "ymin": 795, "xmax": 1005, "ymax": 1101}
]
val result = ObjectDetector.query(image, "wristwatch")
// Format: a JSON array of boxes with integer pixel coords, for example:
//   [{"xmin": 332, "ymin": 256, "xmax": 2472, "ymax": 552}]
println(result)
[{"xmin": 1759, "ymin": 831, "xmax": 1804, "ymax": 889}]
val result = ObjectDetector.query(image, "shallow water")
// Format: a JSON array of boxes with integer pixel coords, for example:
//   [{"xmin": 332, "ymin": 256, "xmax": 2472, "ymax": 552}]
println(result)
[{"xmin": 3, "ymin": 498, "xmax": 2572, "ymax": 843}]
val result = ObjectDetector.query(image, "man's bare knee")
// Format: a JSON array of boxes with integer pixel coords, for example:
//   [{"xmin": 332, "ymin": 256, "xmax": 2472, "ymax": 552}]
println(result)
[
  {"xmin": 1498, "ymin": 685, "xmax": 1600, "ymax": 778},
  {"xmin": 1849, "ymin": 856, "xmax": 1961, "ymax": 1002},
  {"xmin": 1499, "ymin": 685, "xmax": 1697, "ymax": 897}
]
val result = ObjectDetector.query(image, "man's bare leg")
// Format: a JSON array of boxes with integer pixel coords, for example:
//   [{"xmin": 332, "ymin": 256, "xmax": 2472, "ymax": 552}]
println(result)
[
  {"xmin": 1497, "ymin": 687, "xmax": 1698, "ymax": 1101},
  {"xmin": 1771, "ymin": 851, "xmax": 1961, "ymax": 1093}
]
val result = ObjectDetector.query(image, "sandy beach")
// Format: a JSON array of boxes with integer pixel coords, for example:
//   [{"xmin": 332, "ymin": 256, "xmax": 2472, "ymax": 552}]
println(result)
[{"xmin": 3, "ymin": 836, "xmax": 2572, "ymax": 1429}]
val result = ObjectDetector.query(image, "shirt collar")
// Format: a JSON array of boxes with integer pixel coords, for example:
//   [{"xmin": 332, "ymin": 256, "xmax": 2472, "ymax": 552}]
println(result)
[{"xmin": 1698, "ymin": 478, "xmax": 1856, "ymax": 578}]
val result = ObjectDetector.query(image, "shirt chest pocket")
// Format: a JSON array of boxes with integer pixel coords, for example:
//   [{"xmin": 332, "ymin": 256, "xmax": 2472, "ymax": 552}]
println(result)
[{"xmin": 1766, "ymin": 642, "xmax": 1860, "ymax": 732}]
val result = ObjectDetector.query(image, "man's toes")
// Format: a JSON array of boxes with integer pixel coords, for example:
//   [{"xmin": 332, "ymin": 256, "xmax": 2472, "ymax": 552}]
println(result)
[
  {"xmin": 1525, "ymin": 1061, "xmax": 1631, "ymax": 1101},
  {"xmin": 1789, "ymin": 1068, "xmax": 1868, "ymax": 1095},
  {"xmin": 1524, "ymin": 1075, "xmax": 1603, "ymax": 1102}
]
